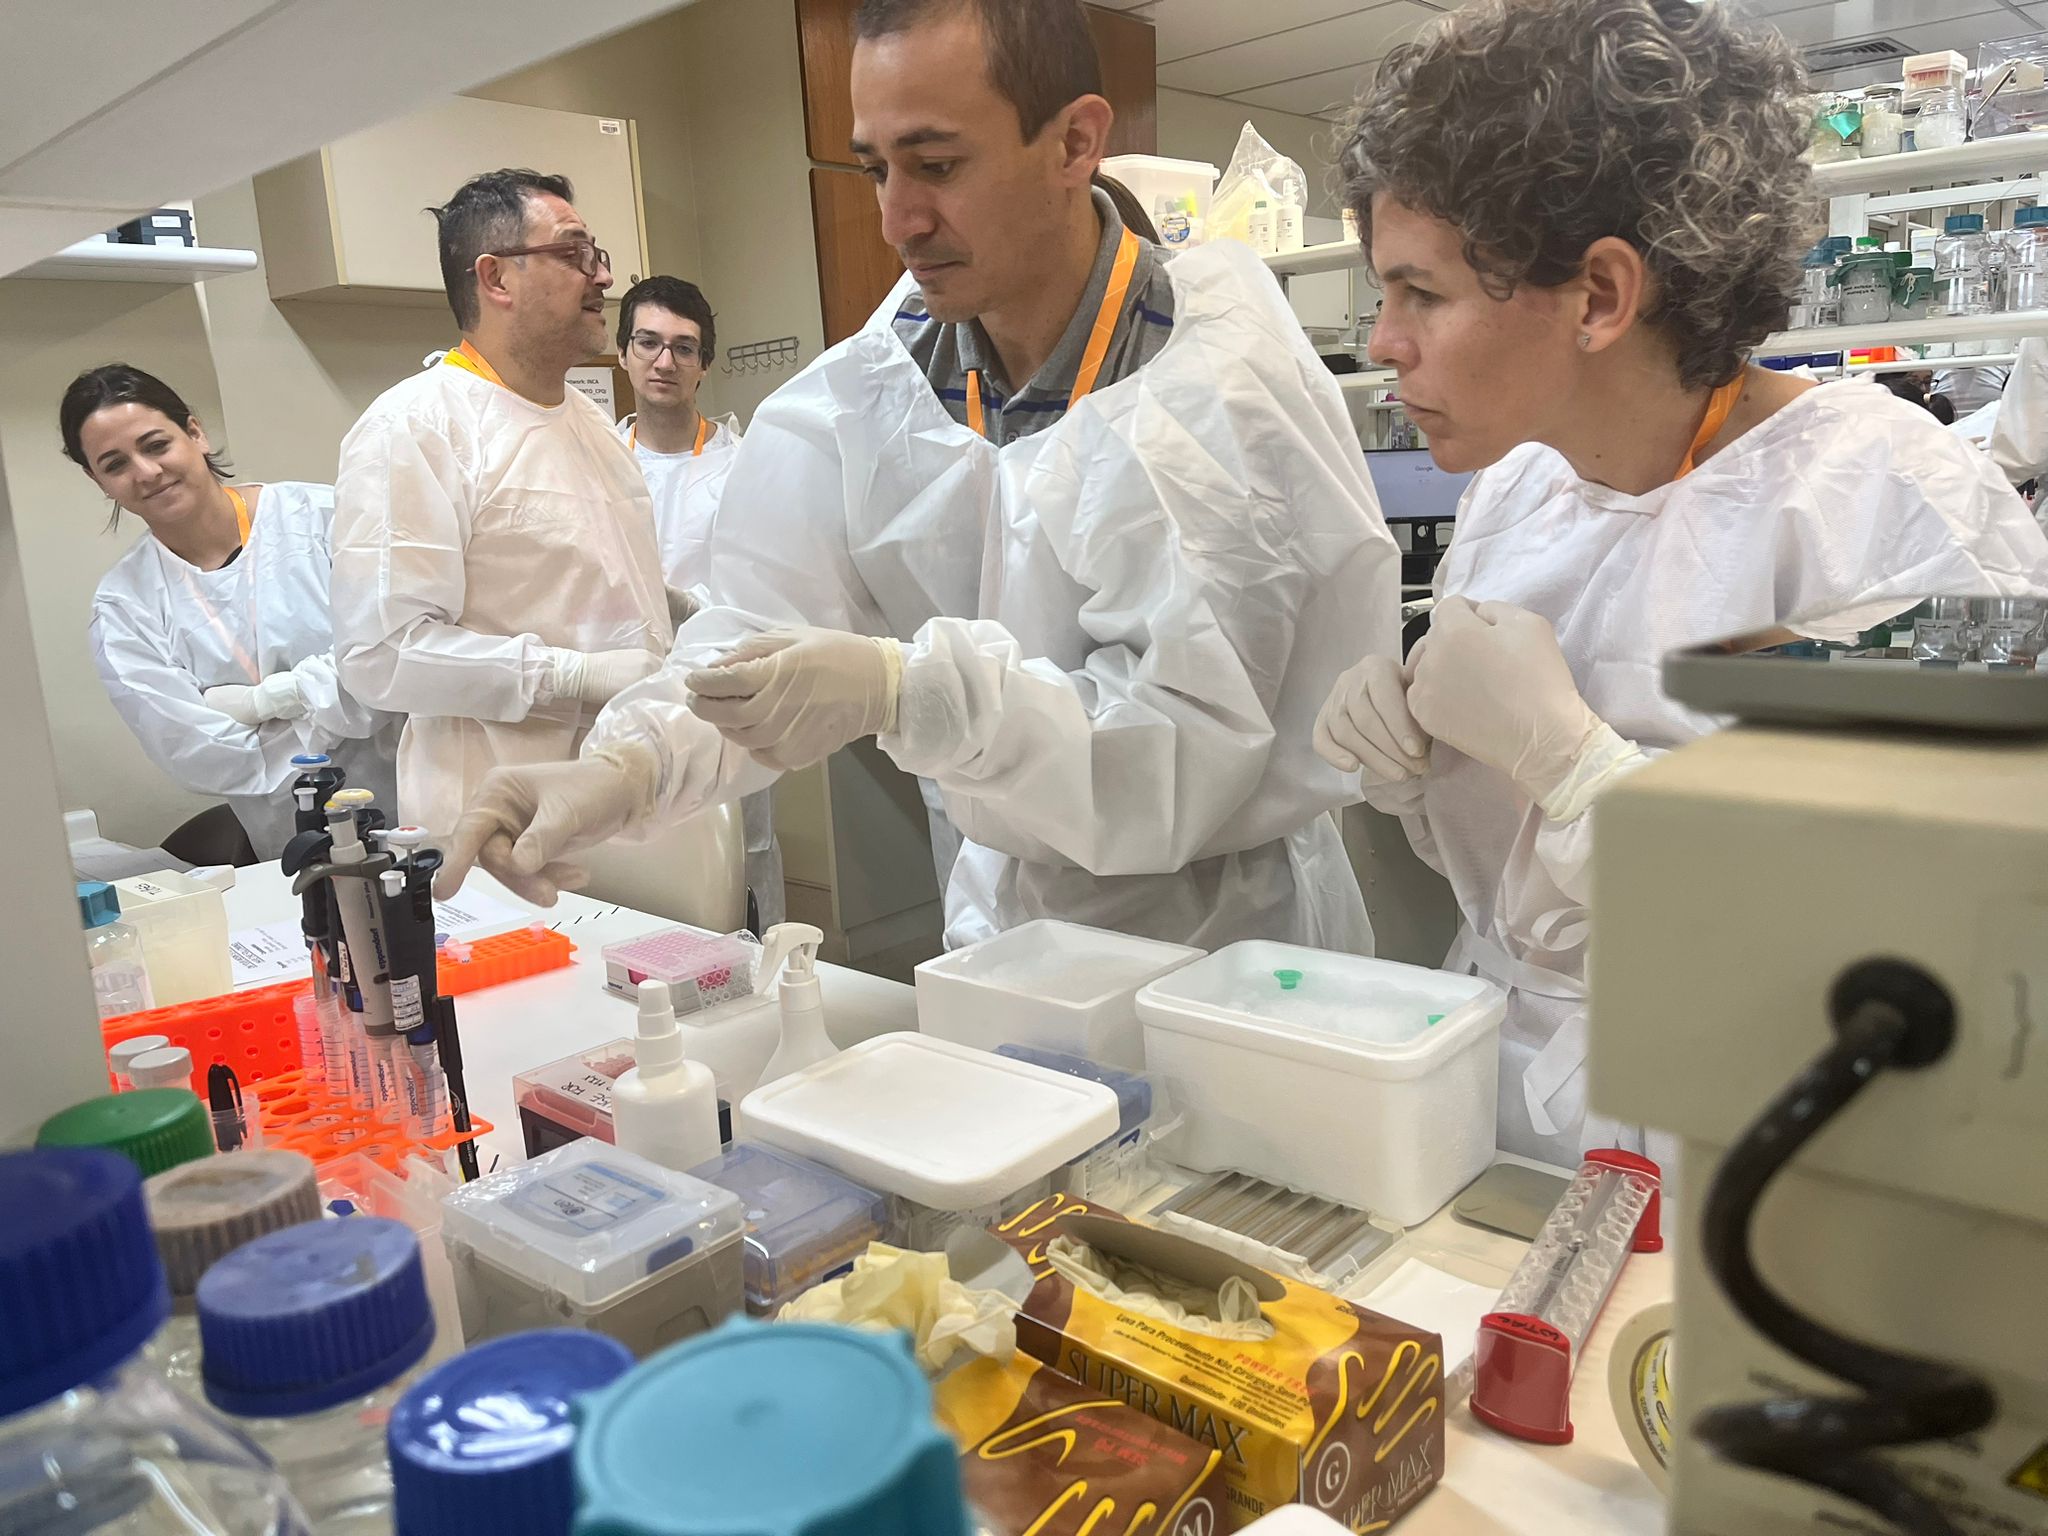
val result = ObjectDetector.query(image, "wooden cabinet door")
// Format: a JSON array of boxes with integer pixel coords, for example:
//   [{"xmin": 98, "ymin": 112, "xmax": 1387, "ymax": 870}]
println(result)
[{"xmin": 810, "ymin": 165, "xmax": 904, "ymax": 346}]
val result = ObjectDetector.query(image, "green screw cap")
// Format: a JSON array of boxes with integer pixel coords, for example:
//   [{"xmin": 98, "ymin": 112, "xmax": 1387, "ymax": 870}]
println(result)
[
  {"xmin": 38, "ymin": 1089, "xmax": 214, "ymax": 1178},
  {"xmin": 1274, "ymin": 969, "xmax": 1303, "ymax": 991},
  {"xmin": 1427, "ymin": 1014, "xmax": 1445, "ymax": 1026}
]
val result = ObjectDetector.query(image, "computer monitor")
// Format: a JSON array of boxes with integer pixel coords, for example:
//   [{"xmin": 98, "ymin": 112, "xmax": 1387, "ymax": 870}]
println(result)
[{"xmin": 1365, "ymin": 447, "xmax": 1472, "ymax": 523}]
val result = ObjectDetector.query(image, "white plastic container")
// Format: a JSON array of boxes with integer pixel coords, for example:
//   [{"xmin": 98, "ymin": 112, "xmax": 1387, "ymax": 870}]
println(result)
[
  {"xmin": 440, "ymin": 1139, "xmax": 744, "ymax": 1354},
  {"xmin": 915, "ymin": 919, "xmax": 1201, "ymax": 1070},
  {"xmin": 114, "ymin": 870, "xmax": 231, "ymax": 1006},
  {"xmin": 1136, "ymin": 942, "xmax": 1505, "ymax": 1227},
  {"xmin": 1246, "ymin": 199, "xmax": 1276, "ymax": 255},
  {"xmin": 1101, "ymin": 153, "xmax": 1218, "ymax": 251},
  {"xmin": 740, "ymin": 1033, "xmax": 1119, "ymax": 1242},
  {"xmin": 612, "ymin": 981, "xmax": 723, "ymax": 1174}
]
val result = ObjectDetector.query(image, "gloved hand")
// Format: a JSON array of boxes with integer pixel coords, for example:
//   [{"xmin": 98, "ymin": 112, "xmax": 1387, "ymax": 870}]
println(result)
[
  {"xmin": 1313, "ymin": 655, "xmax": 1430, "ymax": 783},
  {"xmin": 665, "ymin": 586, "xmax": 700, "ymax": 626},
  {"xmin": 432, "ymin": 746, "xmax": 658, "ymax": 905},
  {"xmin": 1408, "ymin": 597, "xmax": 1637, "ymax": 818},
  {"xmin": 203, "ymin": 672, "xmax": 306, "ymax": 726},
  {"xmin": 687, "ymin": 627, "xmax": 903, "ymax": 772},
  {"xmin": 546, "ymin": 647, "xmax": 662, "ymax": 708}
]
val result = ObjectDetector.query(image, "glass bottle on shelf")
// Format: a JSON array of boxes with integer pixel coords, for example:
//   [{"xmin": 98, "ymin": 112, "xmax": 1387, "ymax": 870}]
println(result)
[{"xmin": 1935, "ymin": 215, "xmax": 1995, "ymax": 318}]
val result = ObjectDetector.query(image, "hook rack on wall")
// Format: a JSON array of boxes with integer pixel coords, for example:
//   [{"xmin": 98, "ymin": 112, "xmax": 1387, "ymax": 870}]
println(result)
[{"xmin": 721, "ymin": 336, "xmax": 801, "ymax": 375}]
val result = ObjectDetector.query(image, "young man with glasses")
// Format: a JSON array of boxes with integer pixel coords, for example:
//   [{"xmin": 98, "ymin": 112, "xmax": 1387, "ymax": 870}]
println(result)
[
  {"xmin": 613, "ymin": 275, "xmax": 783, "ymax": 927},
  {"xmin": 330, "ymin": 168, "xmax": 674, "ymax": 838}
]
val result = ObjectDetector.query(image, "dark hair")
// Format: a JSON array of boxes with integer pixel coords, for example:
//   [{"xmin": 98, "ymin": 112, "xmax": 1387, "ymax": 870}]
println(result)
[
  {"xmin": 427, "ymin": 168, "xmax": 575, "ymax": 330},
  {"xmin": 1339, "ymin": 0, "xmax": 1816, "ymax": 391},
  {"xmin": 852, "ymin": 0, "xmax": 1102, "ymax": 142},
  {"xmin": 616, "ymin": 276, "xmax": 718, "ymax": 364},
  {"xmin": 1095, "ymin": 173, "xmax": 1159, "ymax": 243},
  {"xmin": 60, "ymin": 364, "xmax": 230, "ymax": 480}
]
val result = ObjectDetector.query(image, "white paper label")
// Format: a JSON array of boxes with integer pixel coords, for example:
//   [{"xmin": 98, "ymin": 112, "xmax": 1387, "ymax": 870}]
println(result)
[{"xmin": 507, "ymin": 1162, "xmax": 669, "ymax": 1236}]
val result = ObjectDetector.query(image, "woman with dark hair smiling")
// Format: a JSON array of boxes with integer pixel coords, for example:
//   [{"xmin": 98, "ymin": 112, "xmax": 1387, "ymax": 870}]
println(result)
[
  {"xmin": 66, "ymin": 364, "xmax": 398, "ymax": 857},
  {"xmin": 1312, "ymin": 0, "xmax": 2048, "ymax": 1164}
]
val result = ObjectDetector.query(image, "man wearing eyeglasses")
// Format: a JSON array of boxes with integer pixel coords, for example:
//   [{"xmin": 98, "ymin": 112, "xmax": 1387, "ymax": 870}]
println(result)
[
  {"xmin": 613, "ymin": 275, "xmax": 783, "ymax": 927},
  {"xmin": 330, "ymin": 168, "xmax": 673, "ymax": 838}
]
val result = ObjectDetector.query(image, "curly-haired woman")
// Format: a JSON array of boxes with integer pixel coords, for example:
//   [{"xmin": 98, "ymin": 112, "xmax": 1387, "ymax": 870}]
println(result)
[{"xmin": 1313, "ymin": 0, "xmax": 2048, "ymax": 1163}]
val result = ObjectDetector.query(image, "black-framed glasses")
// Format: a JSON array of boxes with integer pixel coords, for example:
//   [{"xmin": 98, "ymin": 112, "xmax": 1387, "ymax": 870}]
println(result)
[
  {"xmin": 487, "ymin": 238, "xmax": 611, "ymax": 278},
  {"xmin": 627, "ymin": 332, "xmax": 703, "ymax": 365}
]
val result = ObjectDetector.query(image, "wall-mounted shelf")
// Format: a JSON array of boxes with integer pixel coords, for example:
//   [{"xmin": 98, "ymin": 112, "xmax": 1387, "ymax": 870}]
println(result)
[
  {"xmin": 1811, "ymin": 134, "xmax": 2048, "ymax": 198},
  {"xmin": 15, "ymin": 240, "xmax": 258, "ymax": 283},
  {"xmin": 1266, "ymin": 239, "xmax": 1365, "ymax": 278},
  {"xmin": 1757, "ymin": 310, "xmax": 2048, "ymax": 357}
]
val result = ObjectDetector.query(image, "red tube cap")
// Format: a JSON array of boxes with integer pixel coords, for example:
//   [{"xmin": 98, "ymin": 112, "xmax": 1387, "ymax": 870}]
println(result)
[
  {"xmin": 1584, "ymin": 1147, "xmax": 1664, "ymax": 1253},
  {"xmin": 1470, "ymin": 1312, "xmax": 1574, "ymax": 1445}
]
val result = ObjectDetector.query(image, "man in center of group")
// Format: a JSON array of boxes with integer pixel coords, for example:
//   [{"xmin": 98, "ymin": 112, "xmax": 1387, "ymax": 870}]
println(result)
[
  {"xmin": 331, "ymin": 169, "xmax": 670, "ymax": 837},
  {"xmin": 437, "ymin": 0, "xmax": 1402, "ymax": 955}
]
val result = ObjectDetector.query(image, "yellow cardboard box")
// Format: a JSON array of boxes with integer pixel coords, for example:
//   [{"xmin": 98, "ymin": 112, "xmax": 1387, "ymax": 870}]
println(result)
[{"xmin": 991, "ymin": 1194, "xmax": 1444, "ymax": 1532}]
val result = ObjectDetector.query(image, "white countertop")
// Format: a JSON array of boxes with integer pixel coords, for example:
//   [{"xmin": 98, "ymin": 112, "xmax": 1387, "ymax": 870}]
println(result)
[
  {"xmin": 218, "ymin": 861, "xmax": 1666, "ymax": 1533},
  {"xmin": 220, "ymin": 861, "xmax": 918, "ymax": 1171}
]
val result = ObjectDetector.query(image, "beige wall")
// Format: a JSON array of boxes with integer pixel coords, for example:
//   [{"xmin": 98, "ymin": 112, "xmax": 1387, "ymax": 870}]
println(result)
[
  {"xmin": 1155, "ymin": 89, "xmax": 1346, "ymax": 218},
  {"xmin": 0, "ymin": 2, "xmax": 756, "ymax": 847}
]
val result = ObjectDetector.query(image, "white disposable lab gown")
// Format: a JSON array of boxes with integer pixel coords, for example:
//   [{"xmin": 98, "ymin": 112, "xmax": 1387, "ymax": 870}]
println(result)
[
  {"xmin": 617, "ymin": 413, "xmax": 742, "ymax": 592},
  {"xmin": 1988, "ymin": 337, "xmax": 2048, "ymax": 493},
  {"xmin": 90, "ymin": 481, "xmax": 401, "ymax": 858},
  {"xmin": 593, "ymin": 238, "xmax": 1400, "ymax": 950},
  {"xmin": 1381, "ymin": 379, "xmax": 2048, "ymax": 1165},
  {"xmin": 332, "ymin": 363, "xmax": 671, "ymax": 837},
  {"xmin": 619, "ymin": 411, "xmax": 784, "ymax": 928}
]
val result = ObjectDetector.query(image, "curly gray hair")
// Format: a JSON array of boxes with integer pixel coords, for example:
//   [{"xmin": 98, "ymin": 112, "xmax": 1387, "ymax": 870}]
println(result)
[{"xmin": 1339, "ymin": 0, "xmax": 1818, "ymax": 390}]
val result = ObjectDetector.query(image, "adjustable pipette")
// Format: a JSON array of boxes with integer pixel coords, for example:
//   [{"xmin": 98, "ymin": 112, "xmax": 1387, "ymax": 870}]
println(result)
[
  {"xmin": 378, "ymin": 825, "xmax": 479, "ymax": 1180},
  {"xmin": 288, "ymin": 755, "xmax": 346, "ymax": 1088},
  {"xmin": 313, "ymin": 789, "xmax": 403, "ymax": 1118}
]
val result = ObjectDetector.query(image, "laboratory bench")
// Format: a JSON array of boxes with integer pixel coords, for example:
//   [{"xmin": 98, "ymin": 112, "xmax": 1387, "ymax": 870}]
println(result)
[{"xmin": 219, "ymin": 860, "xmax": 1670, "ymax": 1535}]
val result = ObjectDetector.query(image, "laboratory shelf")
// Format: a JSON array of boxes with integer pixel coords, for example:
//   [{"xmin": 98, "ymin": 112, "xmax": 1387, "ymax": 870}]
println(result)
[
  {"xmin": 14, "ymin": 240, "xmax": 258, "ymax": 283},
  {"xmin": 1756, "ymin": 309, "xmax": 2048, "ymax": 357},
  {"xmin": 1811, "ymin": 133, "xmax": 2048, "ymax": 198},
  {"xmin": 1335, "ymin": 368, "xmax": 1396, "ymax": 392},
  {"xmin": 1265, "ymin": 239, "xmax": 1365, "ymax": 278}
]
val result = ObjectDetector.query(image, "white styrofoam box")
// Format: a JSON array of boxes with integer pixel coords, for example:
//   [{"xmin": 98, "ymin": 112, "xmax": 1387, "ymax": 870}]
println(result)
[
  {"xmin": 1135, "ymin": 942, "xmax": 1504, "ymax": 1227},
  {"xmin": 1102, "ymin": 153, "xmax": 1219, "ymax": 250},
  {"xmin": 739, "ymin": 1033, "xmax": 1119, "ymax": 1212},
  {"xmin": 914, "ymin": 919, "xmax": 1201, "ymax": 1069}
]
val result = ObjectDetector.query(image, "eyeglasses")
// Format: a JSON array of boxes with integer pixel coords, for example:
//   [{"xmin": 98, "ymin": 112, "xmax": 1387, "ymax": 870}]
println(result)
[
  {"xmin": 627, "ymin": 332, "xmax": 703, "ymax": 365},
  {"xmin": 486, "ymin": 238, "xmax": 612, "ymax": 279}
]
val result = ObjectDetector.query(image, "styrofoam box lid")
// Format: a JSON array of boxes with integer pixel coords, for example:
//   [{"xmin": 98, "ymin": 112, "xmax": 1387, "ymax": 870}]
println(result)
[
  {"xmin": 1103, "ymin": 153, "xmax": 1221, "ymax": 181},
  {"xmin": 916, "ymin": 919, "xmax": 1201, "ymax": 1008},
  {"xmin": 440, "ymin": 1139, "xmax": 742, "ymax": 1309},
  {"xmin": 1136, "ymin": 941, "xmax": 1505, "ymax": 1081},
  {"xmin": 739, "ymin": 1034, "xmax": 1120, "ymax": 1211}
]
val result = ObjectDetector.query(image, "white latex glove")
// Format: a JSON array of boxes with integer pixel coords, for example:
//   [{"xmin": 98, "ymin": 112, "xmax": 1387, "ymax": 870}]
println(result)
[
  {"xmin": 1408, "ymin": 597, "xmax": 1640, "ymax": 819},
  {"xmin": 686, "ymin": 627, "xmax": 903, "ymax": 772},
  {"xmin": 432, "ymin": 746, "xmax": 658, "ymax": 905},
  {"xmin": 546, "ymin": 647, "xmax": 662, "ymax": 708},
  {"xmin": 665, "ymin": 586, "xmax": 700, "ymax": 626},
  {"xmin": 203, "ymin": 673, "xmax": 306, "ymax": 726},
  {"xmin": 1312, "ymin": 654, "xmax": 1430, "ymax": 782}
]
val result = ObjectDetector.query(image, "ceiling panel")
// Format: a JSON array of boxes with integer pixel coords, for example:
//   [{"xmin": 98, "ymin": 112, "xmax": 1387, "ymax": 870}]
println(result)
[
  {"xmin": 1761, "ymin": 0, "xmax": 2029, "ymax": 47},
  {"xmin": 1159, "ymin": 2, "xmax": 1436, "ymax": 94},
  {"xmin": 1229, "ymin": 61, "xmax": 1385, "ymax": 118},
  {"xmin": 1153, "ymin": 0, "xmax": 1397, "ymax": 64}
]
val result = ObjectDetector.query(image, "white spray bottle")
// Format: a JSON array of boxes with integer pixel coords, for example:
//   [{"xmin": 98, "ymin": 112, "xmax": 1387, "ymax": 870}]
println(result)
[
  {"xmin": 757, "ymin": 923, "xmax": 834, "ymax": 1086},
  {"xmin": 611, "ymin": 979, "xmax": 722, "ymax": 1173}
]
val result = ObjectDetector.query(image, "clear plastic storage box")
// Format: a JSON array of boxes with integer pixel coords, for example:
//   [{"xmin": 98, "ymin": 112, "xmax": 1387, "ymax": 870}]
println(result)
[
  {"xmin": 600, "ymin": 926, "xmax": 760, "ymax": 1009},
  {"xmin": 915, "ymin": 919, "xmax": 1201, "ymax": 1069},
  {"xmin": 440, "ymin": 1140, "xmax": 744, "ymax": 1354},
  {"xmin": 1136, "ymin": 942, "xmax": 1506, "ymax": 1227},
  {"xmin": 689, "ymin": 1142, "xmax": 888, "ymax": 1315}
]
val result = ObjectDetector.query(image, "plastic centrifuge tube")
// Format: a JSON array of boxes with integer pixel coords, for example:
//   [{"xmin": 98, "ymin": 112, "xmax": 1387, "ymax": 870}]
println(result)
[{"xmin": 1470, "ymin": 1149, "xmax": 1663, "ymax": 1445}]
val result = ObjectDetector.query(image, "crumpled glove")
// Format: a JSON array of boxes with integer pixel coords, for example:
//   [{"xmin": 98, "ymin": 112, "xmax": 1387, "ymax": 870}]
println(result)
[
  {"xmin": 687, "ymin": 627, "xmax": 903, "ymax": 772},
  {"xmin": 665, "ymin": 585, "xmax": 700, "ymax": 626},
  {"xmin": 777, "ymin": 1243, "xmax": 1017, "ymax": 1374},
  {"xmin": 1312, "ymin": 654, "xmax": 1430, "ymax": 782},
  {"xmin": 203, "ymin": 672, "xmax": 306, "ymax": 726},
  {"xmin": 545, "ymin": 647, "xmax": 663, "ymax": 708},
  {"xmin": 432, "ymin": 745, "xmax": 658, "ymax": 904},
  {"xmin": 1407, "ymin": 597, "xmax": 1642, "ymax": 820}
]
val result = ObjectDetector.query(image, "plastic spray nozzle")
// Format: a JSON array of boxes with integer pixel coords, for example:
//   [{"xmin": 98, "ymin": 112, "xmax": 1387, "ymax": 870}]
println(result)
[
  {"xmin": 634, "ymin": 980, "xmax": 685, "ymax": 1074},
  {"xmin": 757, "ymin": 923, "xmax": 826, "ymax": 985},
  {"xmin": 1274, "ymin": 969, "xmax": 1303, "ymax": 991}
]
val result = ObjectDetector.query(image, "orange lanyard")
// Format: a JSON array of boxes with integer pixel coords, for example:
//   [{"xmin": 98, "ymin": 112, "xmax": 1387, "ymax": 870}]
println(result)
[
  {"xmin": 965, "ymin": 227, "xmax": 1141, "ymax": 441},
  {"xmin": 441, "ymin": 340, "xmax": 509, "ymax": 389},
  {"xmin": 1675, "ymin": 377, "xmax": 1745, "ymax": 479},
  {"xmin": 628, "ymin": 415, "xmax": 710, "ymax": 456},
  {"xmin": 224, "ymin": 486, "xmax": 251, "ymax": 546}
]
